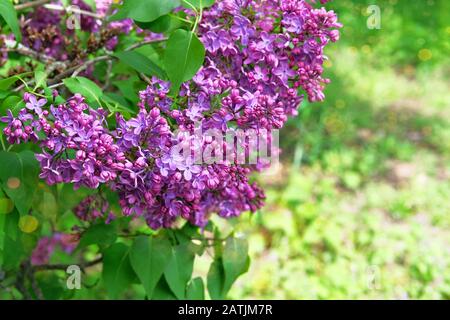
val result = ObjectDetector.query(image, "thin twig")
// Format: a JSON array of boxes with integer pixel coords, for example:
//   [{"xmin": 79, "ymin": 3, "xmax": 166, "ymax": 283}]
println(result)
[
  {"xmin": 125, "ymin": 38, "xmax": 168, "ymax": 51},
  {"xmin": 33, "ymin": 257, "xmax": 103, "ymax": 273},
  {"xmin": 71, "ymin": 55, "xmax": 111, "ymax": 78},
  {"xmin": 102, "ymin": 59, "xmax": 113, "ymax": 90},
  {"xmin": 15, "ymin": 262, "xmax": 32, "ymax": 300},
  {"xmin": 14, "ymin": 0, "xmax": 52, "ymax": 11},
  {"xmin": 27, "ymin": 264, "xmax": 44, "ymax": 300},
  {"xmin": 48, "ymin": 38, "xmax": 166, "ymax": 85},
  {"xmin": 5, "ymin": 39, "xmax": 60, "ymax": 65},
  {"xmin": 139, "ymin": 73, "xmax": 152, "ymax": 85},
  {"xmin": 43, "ymin": 4, "xmax": 104, "ymax": 20}
]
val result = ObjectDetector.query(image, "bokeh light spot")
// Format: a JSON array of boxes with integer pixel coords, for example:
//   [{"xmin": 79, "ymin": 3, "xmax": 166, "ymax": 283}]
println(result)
[
  {"xmin": 418, "ymin": 49, "xmax": 432, "ymax": 61},
  {"xmin": 7, "ymin": 177, "xmax": 21, "ymax": 189},
  {"xmin": 19, "ymin": 216, "xmax": 39, "ymax": 233},
  {"xmin": 0, "ymin": 198, "xmax": 14, "ymax": 214}
]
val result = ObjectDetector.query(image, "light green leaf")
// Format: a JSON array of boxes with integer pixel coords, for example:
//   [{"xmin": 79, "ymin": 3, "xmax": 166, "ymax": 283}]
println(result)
[
  {"xmin": 63, "ymin": 77, "xmax": 103, "ymax": 107},
  {"xmin": 34, "ymin": 71, "xmax": 47, "ymax": 90},
  {"xmin": 182, "ymin": 0, "xmax": 215, "ymax": 9},
  {"xmin": 163, "ymin": 29, "xmax": 205, "ymax": 93},
  {"xmin": 222, "ymin": 237, "xmax": 250, "ymax": 295},
  {"xmin": 0, "ymin": 0, "xmax": 22, "ymax": 42},
  {"xmin": 129, "ymin": 235, "xmax": 172, "ymax": 299},
  {"xmin": 110, "ymin": 0, "xmax": 181, "ymax": 23},
  {"xmin": 0, "ymin": 73, "xmax": 32, "ymax": 92},
  {"xmin": 1, "ymin": 95, "xmax": 23, "ymax": 115},
  {"xmin": 134, "ymin": 14, "xmax": 186, "ymax": 34}
]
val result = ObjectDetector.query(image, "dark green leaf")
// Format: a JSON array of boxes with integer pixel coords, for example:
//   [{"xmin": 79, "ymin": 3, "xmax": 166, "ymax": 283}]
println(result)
[
  {"xmin": 0, "ymin": 151, "xmax": 40, "ymax": 216},
  {"xmin": 102, "ymin": 243, "xmax": 136, "ymax": 299},
  {"xmin": 112, "ymin": 76, "xmax": 142, "ymax": 105},
  {"xmin": 186, "ymin": 277, "xmax": 205, "ymax": 300},
  {"xmin": 78, "ymin": 223, "xmax": 117, "ymax": 249},
  {"xmin": 114, "ymin": 50, "xmax": 166, "ymax": 79},
  {"xmin": 163, "ymin": 29, "xmax": 205, "ymax": 93},
  {"xmin": 164, "ymin": 242, "xmax": 196, "ymax": 299},
  {"xmin": 152, "ymin": 277, "xmax": 178, "ymax": 300},
  {"xmin": 207, "ymin": 258, "xmax": 225, "ymax": 300},
  {"xmin": 129, "ymin": 235, "xmax": 172, "ymax": 299}
]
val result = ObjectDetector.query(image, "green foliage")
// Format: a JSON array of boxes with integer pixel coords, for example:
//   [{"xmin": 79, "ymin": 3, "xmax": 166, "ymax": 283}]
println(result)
[
  {"xmin": 114, "ymin": 50, "xmax": 166, "ymax": 79},
  {"xmin": 164, "ymin": 242, "xmax": 196, "ymax": 299},
  {"xmin": 182, "ymin": 0, "xmax": 215, "ymax": 9},
  {"xmin": 207, "ymin": 237, "xmax": 250, "ymax": 299},
  {"xmin": 129, "ymin": 235, "xmax": 172, "ymax": 298},
  {"xmin": 163, "ymin": 29, "xmax": 205, "ymax": 93},
  {"xmin": 0, "ymin": 151, "xmax": 40, "ymax": 216},
  {"xmin": 186, "ymin": 277, "xmax": 205, "ymax": 300},
  {"xmin": 111, "ymin": 0, "xmax": 181, "ymax": 23},
  {"xmin": 63, "ymin": 77, "xmax": 103, "ymax": 106},
  {"xmin": 78, "ymin": 223, "xmax": 117, "ymax": 249},
  {"xmin": 0, "ymin": 0, "xmax": 448, "ymax": 301},
  {"xmin": 102, "ymin": 243, "xmax": 136, "ymax": 299},
  {"xmin": 0, "ymin": 0, "xmax": 22, "ymax": 42}
]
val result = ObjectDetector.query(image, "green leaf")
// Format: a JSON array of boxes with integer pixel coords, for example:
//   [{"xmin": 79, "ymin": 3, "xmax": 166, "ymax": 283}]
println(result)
[
  {"xmin": 102, "ymin": 243, "xmax": 136, "ymax": 299},
  {"xmin": 163, "ymin": 29, "xmax": 205, "ymax": 93},
  {"xmin": 0, "ymin": 0, "xmax": 22, "ymax": 42},
  {"xmin": 207, "ymin": 237, "xmax": 250, "ymax": 299},
  {"xmin": 82, "ymin": 0, "xmax": 96, "ymax": 11},
  {"xmin": 1, "ymin": 95, "xmax": 23, "ymax": 115},
  {"xmin": 129, "ymin": 235, "xmax": 172, "ymax": 299},
  {"xmin": 134, "ymin": 14, "xmax": 185, "ymax": 34},
  {"xmin": 222, "ymin": 237, "xmax": 250, "ymax": 295},
  {"xmin": 152, "ymin": 277, "xmax": 178, "ymax": 300},
  {"xmin": 186, "ymin": 277, "xmax": 205, "ymax": 300},
  {"xmin": 0, "ymin": 211, "xmax": 23, "ymax": 270},
  {"xmin": 0, "ymin": 151, "xmax": 40, "ymax": 216},
  {"xmin": 34, "ymin": 71, "xmax": 47, "ymax": 90},
  {"xmin": 182, "ymin": 0, "xmax": 215, "ymax": 9},
  {"xmin": 63, "ymin": 77, "xmax": 103, "ymax": 107},
  {"xmin": 111, "ymin": 0, "xmax": 181, "ymax": 23},
  {"xmin": 78, "ymin": 223, "xmax": 117, "ymax": 249},
  {"xmin": 0, "ymin": 73, "xmax": 32, "ymax": 92},
  {"xmin": 2, "ymin": 233, "xmax": 24, "ymax": 270},
  {"xmin": 164, "ymin": 242, "xmax": 196, "ymax": 299},
  {"xmin": 112, "ymin": 76, "xmax": 143, "ymax": 105},
  {"xmin": 114, "ymin": 50, "xmax": 166, "ymax": 79},
  {"xmin": 207, "ymin": 258, "xmax": 225, "ymax": 300},
  {"xmin": 0, "ymin": 198, "xmax": 14, "ymax": 215}
]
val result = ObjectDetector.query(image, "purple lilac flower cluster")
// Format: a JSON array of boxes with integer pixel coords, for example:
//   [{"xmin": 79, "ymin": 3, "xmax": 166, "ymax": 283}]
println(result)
[
  {"xmin": 31, "ymin": 233, "xmax": 78, "ymax": 266},
  {"xmin": 2, "ymin": 0, "xmax": 340, "ymax": 229},
  {"xmin": 73, "ymin": 194, "xmax": 115, "ymax": 223},
  {"xmin": 20, "ymin": 0, "xmax": 133, "ymax": 60}
]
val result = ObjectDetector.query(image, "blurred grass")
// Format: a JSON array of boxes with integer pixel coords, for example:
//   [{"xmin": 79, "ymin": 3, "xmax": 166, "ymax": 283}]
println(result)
[{"xmin": 229, "ymin": 0, "xmax": 450, "ymax": 299}]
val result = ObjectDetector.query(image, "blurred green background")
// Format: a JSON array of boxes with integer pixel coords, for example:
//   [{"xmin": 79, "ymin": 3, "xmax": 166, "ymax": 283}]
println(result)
[{"xmin": 226, "ymin": 0, "xmax": 450, "ymax": 299}]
